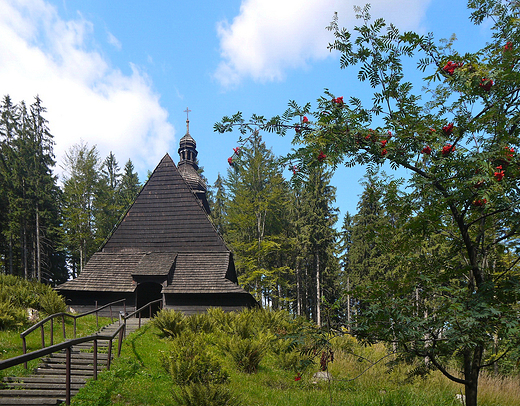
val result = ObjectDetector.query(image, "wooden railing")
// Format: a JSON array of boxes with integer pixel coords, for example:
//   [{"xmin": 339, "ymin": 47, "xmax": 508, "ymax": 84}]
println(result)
[
  {"xmin": 123, "ymin": 298, "xmax": 163, "ymax": 336},
  {"xmin": 1, "ymin": 298, "xmax": 163, "ymax": 405},
  {"xmin": 0, "ymin": 324, "xmax": 125, "ymax": 405},
  {"xmin": 20, "ymin": 299, "xmax": 127, "ymax": 367}
]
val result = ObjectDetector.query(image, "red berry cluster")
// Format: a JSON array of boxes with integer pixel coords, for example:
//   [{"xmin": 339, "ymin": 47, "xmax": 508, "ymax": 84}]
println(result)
[
  {"xmin": 317, "ymin": 151, "xmax": 327, "ymax": 162},
  {"xmin": 472, "ymin": 198, "xmax": 487, "ymax": 207},
  {"xmin": 332, "ymin": 96, "xmax": 343, "ymax": 105},
  {"xmin": 479, "ymin": 78, "xmax": 494, "ymax": 92},
  {"xmin": 442, "ymin": 123, "xmax": 454, "ymax": 135},
  {"xmin": 443, "ymin": 61, "xmax": 463, "ymax": 75},
  {"xmin": 442, "ymin": 144, "xmax": 455, "ymax": 156},
  {"xmin": 421, "ymin": 146, "xmax": 432, "ymax": 155},
  {"xmin": 494, "ymin": 165, "xmax": 505, "ymax": 181}
]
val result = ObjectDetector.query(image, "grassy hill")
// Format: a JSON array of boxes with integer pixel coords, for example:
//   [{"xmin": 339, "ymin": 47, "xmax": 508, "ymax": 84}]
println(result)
[{"xmin": 70, "ymin": 308, "xmax": 520, "ymax": 406}]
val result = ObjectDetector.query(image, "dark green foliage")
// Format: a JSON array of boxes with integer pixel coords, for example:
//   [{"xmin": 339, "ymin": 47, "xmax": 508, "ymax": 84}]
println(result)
[
  {"xmin": 172, "ymin": 383, "xmax": 240, "ymax": 406},
  {"xmin": 0, "ymin": 95, "xmax": 66, "ymax": 283},
  {"xmin": 161, "ymin": 331, "xmax": 229, "ymax": 385},
  {"xmin": 221, "ymin": 337, "xmax": 265, "ymax": 374},
  {"xmin": 215, "ymin": 3, "xmax": 520, "ymax": 404},
  {"xmin": 223, "ymin": 132, "xmax": 291, "ymax": 306},
  {"xmin": 0, "ymin": 274, "xmax": 66, "ymax": 329},
  {"xmin": 119, "ymin": 159, "xmax": 141, "ymax": 209},
  {"xmin": 0, "ymin": 300, "xmax": 27, "ymax": 329},
  {"xmin": 184, "ymin": 312, "xmax": 214, "ymax": 334},
  {"xmin": 151, "ymin": 309, "xmax": 186, "ymax": 338}
]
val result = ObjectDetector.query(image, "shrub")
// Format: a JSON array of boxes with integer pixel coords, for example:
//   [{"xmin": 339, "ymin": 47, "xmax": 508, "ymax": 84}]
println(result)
[
  {"xmin": 185, "ymin": 313, "xmax": 214, "ymax": 334},
  {"xmin": 161, "ymin": 332, "xmax": 228, "ymax": 385},
  {"xmin": 152, "ymin": 309, "xmax": 186, "ymax": 337},
  {"xmin": 39, "ymin": 290, "xmax": 66, "ymax": 316},
  {"xmin": 206, "ymin": 307, "xmax": 234, "ymax": 332},
  {"xmin": 172, "ymin": 383, "xmax": 240, "ymax": 406},
  {"xmin": 0, "ymin": 300, "xmax": 26, "ymax": 330},
  {"xmin": 222, "ymin": 337, "xmax": 265, "ymax": 374}
]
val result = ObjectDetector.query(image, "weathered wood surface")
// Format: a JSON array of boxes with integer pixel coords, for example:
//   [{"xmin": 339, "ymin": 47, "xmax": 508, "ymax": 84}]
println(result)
[{"xmin": 0, "ymin": 319, "xmax": 148, "ymax": 406}]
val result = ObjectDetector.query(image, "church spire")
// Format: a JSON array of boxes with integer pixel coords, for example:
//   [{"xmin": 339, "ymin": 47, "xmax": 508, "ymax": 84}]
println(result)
[
  {"xmin": 184, "ymin": 107, "xmax": 191, "ymax": 134},
  {"xmin": 177, "ymin": 109, "xmax": 210, "ymax": 214}
]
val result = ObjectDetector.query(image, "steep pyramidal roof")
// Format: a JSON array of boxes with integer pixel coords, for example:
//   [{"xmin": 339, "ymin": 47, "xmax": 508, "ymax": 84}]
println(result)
[
  {"xmin": 57, "ymin": 147, "xmax": 257, "ymax": 311},
  {"xmin": 101, "ymin": 153, "xmax": 227, "ymax": 253}
]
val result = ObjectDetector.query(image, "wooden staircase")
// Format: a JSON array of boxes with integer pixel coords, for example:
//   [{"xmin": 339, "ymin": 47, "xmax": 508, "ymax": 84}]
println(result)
[{"xmin": 0, "ymin": 318, "xmax": 148, "ymax": 406}]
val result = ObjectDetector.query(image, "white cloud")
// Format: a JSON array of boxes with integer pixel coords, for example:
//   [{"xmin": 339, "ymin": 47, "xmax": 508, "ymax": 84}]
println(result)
[
  {"xmin": 215, "ymin": 0, "xmax": 431, "ymax": 87},
  {"xmin": 107, "ymin": 31, "xmax": 122, "ymax": 50},
  {"xmin": 0, "ymin": 0, "xmax": 175, "ymax": 179}
]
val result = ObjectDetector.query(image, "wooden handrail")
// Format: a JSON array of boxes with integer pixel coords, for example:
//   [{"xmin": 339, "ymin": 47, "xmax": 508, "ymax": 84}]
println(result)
[
  {"xmin": 123, "ymin": 298, "xmax": 163, "ymax": 335},
  {"xmin": 21, "ymin": 298, "xmax": 126, "ymax": 338},
  {"xmin": 1, "ymin": 323, "xmax": 126, "ymax": 405},
  {"xmin": 20, "ymin": 298, "xmax": 126, "ymax": 368},
  {"xmin": 2, "ymin": 298, "xmax": 160, "ymax": 405}
]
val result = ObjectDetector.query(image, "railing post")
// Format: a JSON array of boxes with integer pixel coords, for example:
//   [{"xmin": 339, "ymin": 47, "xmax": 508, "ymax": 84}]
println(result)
[
  {"xmin": 50, "ymin": 318, "xmax": 54, "ymax": 346},
  {"xmin": 107, "ymin": 340, "xmax": 113, "ymax": 371},
  {"xmin": 95, "ymin": 300, "xmax": 99, "ymax": 330},
  {"xmin": 124, "ymin": 301, "xmax": 126, "ymax": 317},
  {"xmin": 65, "ymin": 346, "xmax": 72, "ymax": 405},
  {"xmin": 110, "ymin": 305, "xmax": 113, "ymax": 322},
  {"xmin": 23, "ymin": 337, "xmax": 27, "ymax": 369},
  {"xmin": 93, "ymin": 339, "xmax": 98, "ymax": 381},
  {"xmin": 40, "ymin": 324, "xmax": 45, "ymax": 349},
  {"xmin": 62, "ymin": 314, "xmax": 66, "ymax": 339},
  {"xmin": 118, "ymin": 327, "xmax": 124, "ymax": 358},
  {"xmin": 73, "ymin": 317, "xmax": 77, "ymax": 339}
]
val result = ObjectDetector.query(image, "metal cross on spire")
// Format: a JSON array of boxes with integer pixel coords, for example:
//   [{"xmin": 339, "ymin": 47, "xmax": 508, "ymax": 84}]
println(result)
[{"xmin": 184, "ymin": 107, "xmax": 191, "ymax": 133}]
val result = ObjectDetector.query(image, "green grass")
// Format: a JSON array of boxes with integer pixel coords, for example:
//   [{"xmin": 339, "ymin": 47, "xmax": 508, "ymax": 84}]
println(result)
[{"xmin": 69, "ymin": 310, "xmax": 520, "ymax": 406}]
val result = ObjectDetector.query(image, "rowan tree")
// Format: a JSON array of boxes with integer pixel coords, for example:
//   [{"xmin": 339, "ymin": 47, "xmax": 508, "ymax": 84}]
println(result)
[{"xmin": 216, "ymin": 2, "xmax": 520, "ymax": 404}]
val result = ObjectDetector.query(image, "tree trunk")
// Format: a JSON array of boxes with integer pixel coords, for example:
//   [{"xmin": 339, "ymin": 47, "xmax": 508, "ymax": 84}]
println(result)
[
  {"xmin": 36, "ymin": 204, "xmax": 41, "ymax": 282},
  {"xmin": 296, "ymin": 264, "xmax": 301, "ymax": 316},
  {"xmin": 316, "ymin": 252, "xmax": 321, "ymax": 326},
  {"xmin": 463, "ymin": 346, "xmax": 483, "ymax": 406},
  {"xmin": 346, "ymin": 276, "xmax": 351, "ymax": 330},
  {"xmin": 8, "ymin": 234, "xmax": 13, "ymax": 275}
]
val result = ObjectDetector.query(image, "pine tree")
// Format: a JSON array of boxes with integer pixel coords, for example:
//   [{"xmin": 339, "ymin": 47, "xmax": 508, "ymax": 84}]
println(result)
[
  {"xmin": 295, "ymin": 166, "xmax": 339, "ymax": 324},
  {"xmin": 95, "ymin": 151, "xmax": 124, "ymax": 244},
  {"xmin": 209, "ymin": 174, "xmax": 227, "ymax": 235},
  {"xmin": 61, "ymin": 142, "xmax": 100, "ymax": 277},
  {"xmin": 224, "ymin": 132, "xmax": 289, "ymax": 306},
  {"xmin": 119, "ymin": 159, "xmax": 140, "ymax": 210}
]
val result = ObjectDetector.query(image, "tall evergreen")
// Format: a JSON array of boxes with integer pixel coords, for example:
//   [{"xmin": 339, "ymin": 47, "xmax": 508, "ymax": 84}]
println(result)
[
  {"xmin": 295, "ymin": 166, "xmax": 339, "ymax": 325},
  {"xmin": 61, "ymin": 142, "xmax": 100, "ymax": 277},
  {"xmin": 95, "ymin": 151, "xmax": 124, "ymax": 244},
  {"xmin": 0, "ymin": 95, "xmax": 65, "ymax": 283},
  {"xmin": 209, "ymin": 174, "xmax": 227, "ymax": 236},
  {"xmin": 119, "ymin": 159, "xmax": 141, "ymax": 210},
  {"xmin": 223, "ymin": 132, "xmax": 289, "ymax": 306}
]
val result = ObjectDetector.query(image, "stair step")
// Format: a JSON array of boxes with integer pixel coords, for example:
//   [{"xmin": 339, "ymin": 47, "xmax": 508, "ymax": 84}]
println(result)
[
  {"xmin": 35, "ymin": 367, "xmax": 97, "ymax": 377},
  {"xmin": 48, "ymin": 352, "xmax": 110, "ymax": 360},
  {"xmin": 0, "ymin": 389, "xmax": 78, "ymax": 397},
  {"xmin": 2, "ymin": 382, "xmax": 84, "ymax": 390},
  {"xmin": 0, "ymin": 319, "xmax": 150, "ymax": 405},
  {"xmin": 3, "ymin": 376, "xmax": 87, "ymax": 384},
  {"xmin": 0, "ymin": 397, "xmax": 62, "ymax": 405},
  {"xmin": 43, "ymin": 357, "xmax": 108, "ymax": 366}
]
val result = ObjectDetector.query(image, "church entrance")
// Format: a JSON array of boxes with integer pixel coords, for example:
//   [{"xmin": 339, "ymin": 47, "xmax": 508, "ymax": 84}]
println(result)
[{"xmin": 135, "ymin": 282, "xmax": 163, "ymax": 317}]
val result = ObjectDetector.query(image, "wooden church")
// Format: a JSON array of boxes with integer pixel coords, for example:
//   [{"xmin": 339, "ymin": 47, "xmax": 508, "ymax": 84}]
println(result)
[{"xmin": 57, "ymin": 118, "xmax": 257, "ymax": 315}]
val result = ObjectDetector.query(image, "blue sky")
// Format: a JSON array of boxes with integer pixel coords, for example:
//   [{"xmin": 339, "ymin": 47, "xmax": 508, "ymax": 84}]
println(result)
[{"xmin": 0, "ymin": 0, "xmax": 492, "ymax": 221}]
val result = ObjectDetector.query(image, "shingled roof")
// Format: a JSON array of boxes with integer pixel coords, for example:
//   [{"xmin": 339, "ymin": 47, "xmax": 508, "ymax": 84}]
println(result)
[
  {"xmin": 57, "ymin": 152, "xmax": 255, "ymax": 307},
  {"xmin": 101, "ymin": 153, "xmax": 227, "ymax": 253}
]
